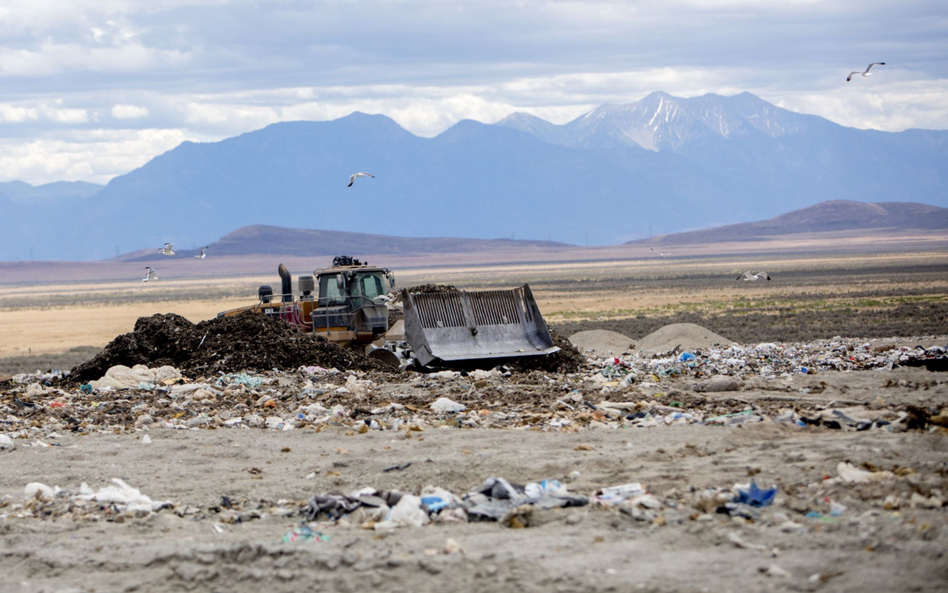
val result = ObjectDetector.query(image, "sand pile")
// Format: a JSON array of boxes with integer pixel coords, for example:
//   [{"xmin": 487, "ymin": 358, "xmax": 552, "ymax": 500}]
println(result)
[
  {"xmin": 70, "ymin": 311, "xmax": 387, "ymax": 382},
  {"xmin": 568, "ymin": 330, "xmax": 635, "ymax": 355},
  {"xmin": 636, "ymin": 323, "xmax": 732, "ymax": 355}
]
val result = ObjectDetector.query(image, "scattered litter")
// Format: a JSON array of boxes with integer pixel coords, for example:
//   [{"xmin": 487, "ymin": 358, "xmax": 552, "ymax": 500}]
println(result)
[
  {"xmin": 25, "ymin": 482, "xmax": 60, "ymax": 502},
  {"xmin": 430, "ymin": 397, "xmax": 466, "ymax": 413},
  {"xmin": 835, "ymin": 462, "xmax": 895, "ymax": 484},
  {"xmin": 282, "ymin": 525, "xmax": 330, "ymax": 543},
  {"xmin": 76, "ymin": 478, "xmax": 172, "ymax": 515},
  {"xmin": 733, "ymin": 481, "xmax": 777, "ymax": 507}
]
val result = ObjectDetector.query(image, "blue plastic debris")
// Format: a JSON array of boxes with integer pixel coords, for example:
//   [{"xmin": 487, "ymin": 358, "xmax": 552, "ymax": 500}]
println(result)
[
  {"xmin": 679, "ymin": 352, "xmax": 696, "ymax": 362},
  {"xmin": 80, "ymin": 383, "xmax": 93, "ymax": 394},
  {"xmin": 733, "ymin": 481, "xmax": 777, "ymax": 507},
  {"xmin": 421, "ymin": 496, "xmax": 449, "ymax": 512}
]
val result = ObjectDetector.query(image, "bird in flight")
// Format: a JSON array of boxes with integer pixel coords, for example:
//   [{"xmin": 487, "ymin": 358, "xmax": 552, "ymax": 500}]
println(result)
[
  {"xmin": 847, "ymin": 62, "xmax": 885, "ymax": 82},
  {"xmin": 737, "ymin": 271, "xmax": 771, "ymax": 282},
  {"xmin": 194, "ymin": 247, "xmax": 209, "ymax": 260},
  {"xmin": 158, "ymin": 243, "xmax": 175, "ymax": 256},
  {"xmin": 142, "ymin": 267, "xmax": 159, "ymax": 282},
  {"xmin": 649, "ymin": 247, "xmax": 672, "ymax": 257},
  {"xmin": 348, "ymin": 172, "xmax": 375, "ymax": 187}
]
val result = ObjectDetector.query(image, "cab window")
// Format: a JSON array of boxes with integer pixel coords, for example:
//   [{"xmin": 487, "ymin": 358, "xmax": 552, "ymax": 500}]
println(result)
[
  {"xmin": 318, "ymin": 274, "xmax": 346, "ymax": 305},
  {"xmin": 354, "ymin": 273, "xmax": 385, "ymax": 298}
]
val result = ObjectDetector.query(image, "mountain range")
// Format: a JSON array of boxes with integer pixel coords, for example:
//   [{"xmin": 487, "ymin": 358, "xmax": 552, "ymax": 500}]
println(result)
[
  {"xmin": 120, "ymin": 225, "xmax": 570, "ymax": 261},
  {"xmin": 2, "ymin": 91, "xmax": 946, "ymax": 261},
  {"xmin": 631, "ymin": 200, "xmax": 948, "ymax": 245},
  {"xmin": 0, "ymin": 180, "xmax": 101, "ymax": 204}
]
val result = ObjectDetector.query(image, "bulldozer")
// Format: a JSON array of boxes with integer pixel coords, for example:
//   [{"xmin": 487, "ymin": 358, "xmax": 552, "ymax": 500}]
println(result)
[{"xmin": 218, "ymin": 255, "xmax": 559, "ymax": 369}]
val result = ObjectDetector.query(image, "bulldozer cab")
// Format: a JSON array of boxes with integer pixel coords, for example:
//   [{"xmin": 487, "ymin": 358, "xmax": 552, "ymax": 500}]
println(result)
[
  {"xmin": 309, "ymin": 257, "xmax": 393, "ymax": 345},
  {"xmin": 316, "ymin": 268, "xmax": 392, "ymax": 305}
]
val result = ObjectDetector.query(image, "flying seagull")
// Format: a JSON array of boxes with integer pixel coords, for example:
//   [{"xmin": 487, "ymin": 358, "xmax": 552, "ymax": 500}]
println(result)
[
  {"xmin": 737, "ymin": 271, "xmax": 771, "ymax": 282},
  {"xmin": 348, "ymin": 172, "xmax": 375, "ymax": 187},
  {"xmin": 847, "ymin": 62, "xmax": 885, "ymax": 82},
  {"xmin": 158, "ymin": 243, "xmax": 175, "ymax": 256},
  {"xmin": 194, "ymin": 246, "xmax": 209, "ymax": 260},
  {"xmin": 649, "ymin": 247, "xmax": 672, "ymax": 257},
  {"xmin": 142, "ymin": 267, "xmax": 158, "ymax": 282}
]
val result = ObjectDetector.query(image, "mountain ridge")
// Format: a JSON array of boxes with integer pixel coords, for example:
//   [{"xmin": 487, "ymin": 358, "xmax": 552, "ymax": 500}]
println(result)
[
  {"xmin": 2, "ymin": 91, "xmax": 946, "ymax": 261},
  {"xmin": 629, "ymin": 200, "xmax": 948, "ymax": 245},
  {"xmin": 120, "ymin": 224, "xmax": 574, "ymax": 262}
]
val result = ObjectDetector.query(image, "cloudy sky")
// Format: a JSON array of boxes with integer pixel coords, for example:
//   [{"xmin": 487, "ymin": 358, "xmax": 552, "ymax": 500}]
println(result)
[{"xmin": 2, "ymin": 0, "xmax": 946, "ymax": 184}]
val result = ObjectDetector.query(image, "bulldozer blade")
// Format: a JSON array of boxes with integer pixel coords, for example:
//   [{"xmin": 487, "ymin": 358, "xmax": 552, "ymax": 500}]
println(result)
[
  {"xmin": 402, "ymin": 284, "xmax": 559, "ymax": 368},
  {"xmin": 367, "ymin": 347, "xmax": 402, "ymax": 369}
]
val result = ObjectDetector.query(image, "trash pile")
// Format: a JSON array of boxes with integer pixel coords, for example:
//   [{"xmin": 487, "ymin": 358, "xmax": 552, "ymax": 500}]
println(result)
[
  {"xmin": 300, "ymin": 476, "xmax": 588, "ymax": 530},
  {"xmin": 69, "ymin": 311, "xmax": 389, "ymax": 383},
  {"xmin": 585, "ymin": 336, "xmax": 948, "ymax": 382},
  {"xmin": 1, "ymin": 318, "xmax": 945, "ymax": 438},
  {"xmin": 2, "ymin": 351, "xmax": 947, "ymax": 439}
]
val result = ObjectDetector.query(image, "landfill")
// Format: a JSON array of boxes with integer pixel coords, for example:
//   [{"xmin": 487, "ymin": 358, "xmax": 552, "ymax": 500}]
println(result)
[{"xmin": 1, "ymin": 319, "xmax": 947, "ymax": 592}]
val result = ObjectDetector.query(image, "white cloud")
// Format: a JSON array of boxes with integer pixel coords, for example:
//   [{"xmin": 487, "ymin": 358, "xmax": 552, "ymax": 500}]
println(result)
[
  {"xmin": 769, "ymin": 79, "xmax": 948, "ymax": 131},
  {"xmin": 0, "ymin": 43, "xmax": 193, "ymax": 77},
  {"xmin": 42, "ymin": 105, "xmax": 89, "ymax": 124},
  {"xmin": 111, "ymin": 104, "xmax": 149, "ymax": 119},
  {"xmin": 0, "ymin": 104, "xmax": 39, "ymax": 123},
  {"xmin": 0, "ymin": 128, "xmax": 190, "ymax": 184},
  {"xmin": 0, "ymin": 0, "xmax": 945, "ymax": 183}
]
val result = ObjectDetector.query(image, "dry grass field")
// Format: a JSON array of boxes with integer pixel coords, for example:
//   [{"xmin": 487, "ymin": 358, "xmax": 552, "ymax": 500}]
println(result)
[{"xmin": 1, "ymin": 248, "xmax": 947, "ymax": 374}]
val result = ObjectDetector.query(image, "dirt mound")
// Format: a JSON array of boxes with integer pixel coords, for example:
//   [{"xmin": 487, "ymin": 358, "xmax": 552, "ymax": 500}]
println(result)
[
  {"xmin": 508, "ymin": 330, "xmax": 585, "ymax": 374},
  {"xmin": 69, "ymin": 311, "xmax": 387, "ymax": 383},
  {"xmin": 393, "ymin": 284, "xmax": 458, "ymax": 304},
  {"xmin": 636, "ymin": 323, "xmax": 732, "ymax": 355},
  {"xmin": 568, "ymin": 330, "xmax": 635, "ymax": 355},
  {"xmin": 406, "ymin": 284, "xmax": 458, "ymax": 293}
]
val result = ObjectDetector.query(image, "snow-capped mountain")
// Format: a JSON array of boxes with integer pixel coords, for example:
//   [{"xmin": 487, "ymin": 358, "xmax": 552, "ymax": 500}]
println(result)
[{"xmin": 498, "ymin": 91, "xmax": 817, "ymax": 152}]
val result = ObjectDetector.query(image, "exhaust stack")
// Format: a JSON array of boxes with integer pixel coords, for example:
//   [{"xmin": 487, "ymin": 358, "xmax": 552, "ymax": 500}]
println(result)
[{"xmin": 278, "ymin": 264, "xmax": 293, "ymax": 303}]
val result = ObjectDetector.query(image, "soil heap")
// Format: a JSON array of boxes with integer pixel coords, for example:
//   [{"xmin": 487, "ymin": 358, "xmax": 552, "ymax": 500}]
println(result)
[
  {"xmin": 70, "ymin": 311, "xmax": 387, "ymax": 383},
  {"xmin": 636, "ymin": 323, "xmax": 732, "ymax": 355},
  {"xmin": 568, "ymin": 330, "xmax": 635, "ymax": 356},
  {"xmin": 509, "ymin": 330, "xmax": 585, "ymax": 374},
  {"xmin": 392, "ymin": 284, "xmax": 458, "ymax": 305}
]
